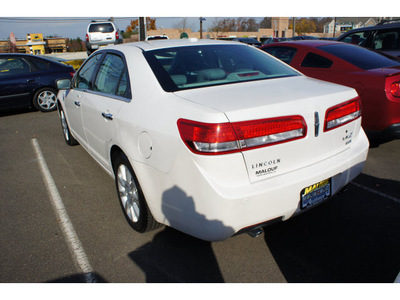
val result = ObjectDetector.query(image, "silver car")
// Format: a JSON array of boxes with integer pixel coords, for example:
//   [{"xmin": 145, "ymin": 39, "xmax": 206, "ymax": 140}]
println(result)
[{"xmin": 85, "ymin": 20, "xmax": 123, "ymax": 55}]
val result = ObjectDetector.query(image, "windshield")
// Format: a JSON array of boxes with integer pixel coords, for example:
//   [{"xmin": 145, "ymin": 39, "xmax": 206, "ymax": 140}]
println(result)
[
  {"xmin": 320, "ymin": 43, "xmax": 400, "ymax": 70},
  {"xmin": 144, "ymin": 44, "xmax": 299, "ymax": 92}
]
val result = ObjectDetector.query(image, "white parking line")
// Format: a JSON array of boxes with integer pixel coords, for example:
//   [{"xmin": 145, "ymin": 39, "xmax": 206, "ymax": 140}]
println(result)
[
  {"xmin": 350, "ymin": 181, "xmax": 400, "ymax": 205},
  {"xmin": 32, "ymin": 138, "xmax": 96, "ymax": 283}
]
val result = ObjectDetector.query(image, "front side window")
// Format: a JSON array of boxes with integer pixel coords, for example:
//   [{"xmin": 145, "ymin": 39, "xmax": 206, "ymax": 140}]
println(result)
[
  {"xmin": 74, "ymin": 53, "xmax": 102, "ymax": 89},
  {"xmin": 0, "ymin": 57, "xmax": 30, "ymax": 76},
  {"xmin": 262, "ymin": 47, "xmax": 297, "ymax": 64},
  {"xmin": 93, "ymin": 53, "xmax": 130, "ymax": 98},
  {"xmin": 339, "ymin": 31, "xmax": 371, "ymax": 47},
  {"xmin": 301, "ymin": 52, "xmax": 333, "ymax": 68},
  {"xmin": 144, "ymin": 44, "xmax": 299, "ymax": 92}
]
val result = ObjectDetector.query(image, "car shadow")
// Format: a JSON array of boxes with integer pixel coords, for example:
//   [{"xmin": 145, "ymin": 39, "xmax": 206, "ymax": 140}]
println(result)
[
  {"xmin": 0, "ymin": 107, "xmax": 36, "ymax": 117},
  {"xmin": 128, "ymin": 186, "xmax": 232, "ymax": 283},
  {"xmin": 263, "ymin": 173, "xmax": 400, "ymax": 283}
]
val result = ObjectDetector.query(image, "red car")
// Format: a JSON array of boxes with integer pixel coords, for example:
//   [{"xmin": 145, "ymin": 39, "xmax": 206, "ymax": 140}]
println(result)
[{"xmin": 261, "ymin": 40, "xmax": 400, "ymax": 141}]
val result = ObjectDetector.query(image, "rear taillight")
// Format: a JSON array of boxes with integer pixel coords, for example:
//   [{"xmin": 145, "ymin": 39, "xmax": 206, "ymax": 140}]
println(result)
[
  {"xmin": 324, "ymin": 97, "xmax": 361, "ymax": 132},
  {"xmin": 115, "ymin": 31, "xmax": 119, "ymax": 40},
  {"xmin": 391, "ymin": 81, "xmax": 400, "ymax": 97},
  {"xmin": 385, "ymin": 75, "xmax": 400, "ymax": 101},
  {"xmin": 178, "ymin": 116, "xmax": 307, "ymax": 155},
  {"xmin": 85, "ymin": 33, "xmax": 89, "ymax": 42}
]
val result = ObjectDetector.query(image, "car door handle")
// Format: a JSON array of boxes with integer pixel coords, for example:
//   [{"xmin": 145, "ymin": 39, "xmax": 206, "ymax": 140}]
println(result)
[
  {"xmin": 74, "ymin": 100, "xmax": 81, "ymax": 107},
  {"xmin": 102, "ymin": 112, "xmax": 113, "ymax": 120},
  {"xmin": 27, "ymin": 79, "xmax": 36, "ymax": 83}
]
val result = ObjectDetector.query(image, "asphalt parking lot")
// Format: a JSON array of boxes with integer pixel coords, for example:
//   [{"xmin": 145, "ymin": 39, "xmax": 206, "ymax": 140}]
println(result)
[{"xmin": 0, "ymin": 108, "xmax": 399, "ymax": 283}]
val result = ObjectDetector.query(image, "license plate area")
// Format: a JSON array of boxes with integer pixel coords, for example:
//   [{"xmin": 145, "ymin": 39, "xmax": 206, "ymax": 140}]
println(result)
[{"xmin": 301, "ymin": 178, "xmax": 331, "ymax": 209}]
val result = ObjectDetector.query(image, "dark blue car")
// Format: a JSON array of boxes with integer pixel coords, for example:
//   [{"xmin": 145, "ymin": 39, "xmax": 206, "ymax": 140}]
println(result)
[{"xmin": 0, "ymin": 53, "xmax": 75, "ymax": 112}]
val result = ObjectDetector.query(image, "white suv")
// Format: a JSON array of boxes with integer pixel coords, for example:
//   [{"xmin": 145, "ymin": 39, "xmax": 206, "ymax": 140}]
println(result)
[{"xmin": 85, "ymin": 20, "xmax": 123, "ymax": 55}]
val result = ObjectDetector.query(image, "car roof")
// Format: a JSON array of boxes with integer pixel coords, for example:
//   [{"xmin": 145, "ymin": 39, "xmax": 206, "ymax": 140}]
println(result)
[
  {"xmin": 114, "ymin": 38, "xmax": 244, "ymax": 52},
  {"xmin": 339, "ymin": 21, "xmax": 400, "ymax": 35}
]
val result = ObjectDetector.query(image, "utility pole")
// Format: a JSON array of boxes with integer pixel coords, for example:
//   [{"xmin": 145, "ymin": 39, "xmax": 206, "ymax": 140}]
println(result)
[
  {"xmin": 292, "ymin": 17, "xmax": 296, "ymax": 38},
  {"xmin": 139, "ymin": 17, "xmax": 146, "ymax": 41},
  {"xmin": 199, "ymin": 17, "xmax": 206, "ymax": 39}
]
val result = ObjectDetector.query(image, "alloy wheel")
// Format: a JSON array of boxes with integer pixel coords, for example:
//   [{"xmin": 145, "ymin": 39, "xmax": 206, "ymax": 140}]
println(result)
[
  {"xmin": 37, "ymin": 90, "xmax": 57, "ymax": 110},
  {"xmin": 117, "ymin": 164, "xmax": 140, "ymax": 223}
]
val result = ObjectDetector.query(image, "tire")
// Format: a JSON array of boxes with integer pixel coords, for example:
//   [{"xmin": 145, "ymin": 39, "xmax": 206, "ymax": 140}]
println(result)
[
  {"xmin": 113, "ymin": 153, "xmax": 161, "ymax": 233},
  {"xmin": 58, "ymin": 105, "xmax": 79, "ymax": 146},
  {"xmin": 33, "ymin": 87, "xmax": 58, "ymax": 112}
]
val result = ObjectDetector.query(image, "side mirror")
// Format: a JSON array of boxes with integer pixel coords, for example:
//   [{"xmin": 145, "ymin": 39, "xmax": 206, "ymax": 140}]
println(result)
[{"xmin": 57, "ymin": 79, "xmax": 71, "ymax": 90}]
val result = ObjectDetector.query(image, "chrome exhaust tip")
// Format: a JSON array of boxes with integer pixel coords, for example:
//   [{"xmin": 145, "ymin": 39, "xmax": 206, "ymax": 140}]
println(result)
[{"xmin": 247, "ymin": 227, "xmax": 264, "ymax": 238}]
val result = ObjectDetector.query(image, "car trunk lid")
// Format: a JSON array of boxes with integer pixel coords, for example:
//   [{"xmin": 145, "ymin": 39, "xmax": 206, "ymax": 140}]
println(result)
[{"xmin": 175, "ymin": 76, "xmax": 362, "ymax": 183}]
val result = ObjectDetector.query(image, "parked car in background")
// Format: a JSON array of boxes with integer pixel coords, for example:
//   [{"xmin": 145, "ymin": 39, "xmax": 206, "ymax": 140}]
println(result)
[
  {"xmin": 262, "ymin": 37, "xmax": 289, "ymax": 45},
  {"xmin": 40, "ymin": 55, "xmax": 85, "ymax": 70},
  {"xmin": 85, "ymin": 20, "xmax": 123, "ymax": 56},
  {"xmin": 232, "ymin": 37, "xmax": 261, "ymax": 47},
  {"xmin": 291, "ymin": 36, "xmax": 320, "ymax": 40},
  {"xmin": 337, "ymin": 19, "xmax": 400, "ymax": 58},
  {"xmin": 0, "ymin": 53, "xmax": 74, "ymax": 112},
  {"xmin": 261, "ymin": 40, "xmax": 400, "ymax": 141},
  {"xmin": 146, "ymin": 35, "xmax": 169, "ymax": 41},
  {"xmin": 56, "ymin": 39, "xmax": 368, "ymax": 241}
]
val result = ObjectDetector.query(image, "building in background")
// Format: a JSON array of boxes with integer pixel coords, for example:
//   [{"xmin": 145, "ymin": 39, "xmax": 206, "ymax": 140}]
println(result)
[
  {"xmin": 143, "ymin": 17, "xmax": 291, "ymax": 42},
  {"xmin": 0, "ymin": 33, "xmax": 67, "ymax": 54},
  {"xmin": 323, "ymin": 18, "xmax": 378, "ymax": 36}
]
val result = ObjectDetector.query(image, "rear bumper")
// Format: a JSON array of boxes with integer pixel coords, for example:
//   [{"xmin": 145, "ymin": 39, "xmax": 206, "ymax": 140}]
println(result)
[{"xmin": 137, "ymin": 129, "xmax": 369, "ymax": 242}]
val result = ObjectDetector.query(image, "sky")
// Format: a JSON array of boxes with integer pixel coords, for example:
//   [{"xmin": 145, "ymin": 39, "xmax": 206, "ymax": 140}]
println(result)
[
  {"xmin": 0, "ymin": 17, "xmax": 224, "ymax": 40},
  {"xmin": 1, "ymin": 0, "xmax": 397, "ymax": 40}
]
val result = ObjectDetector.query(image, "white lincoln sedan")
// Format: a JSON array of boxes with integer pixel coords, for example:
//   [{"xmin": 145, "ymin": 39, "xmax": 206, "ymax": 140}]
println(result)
[{"xmin": 57, "ymin": 39, "xmax": 369, "ymax": 241}]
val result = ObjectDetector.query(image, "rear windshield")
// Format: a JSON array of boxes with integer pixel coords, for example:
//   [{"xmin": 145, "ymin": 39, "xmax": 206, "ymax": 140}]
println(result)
[
  {"xmin": 319, "ymin": 43, "xmax": 400, "ymax": 70},
  {"xmin": 89, "ymin": 23, "xmax": 114, "ymax": 33},
  {"xmin": 144, "ymin": 44, "xmax": 299, "ymax": 92}
]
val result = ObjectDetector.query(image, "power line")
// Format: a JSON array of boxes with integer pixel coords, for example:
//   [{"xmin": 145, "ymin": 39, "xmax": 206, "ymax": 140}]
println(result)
[{"xmin": 0, "ymin": 17, "xmax": 135, "ymax": 23}]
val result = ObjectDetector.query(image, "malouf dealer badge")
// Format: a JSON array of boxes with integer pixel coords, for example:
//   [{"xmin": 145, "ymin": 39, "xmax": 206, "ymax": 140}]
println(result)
[{"xmin": 252, "ymin": 159, "xmax": 281, "ymax": 177}]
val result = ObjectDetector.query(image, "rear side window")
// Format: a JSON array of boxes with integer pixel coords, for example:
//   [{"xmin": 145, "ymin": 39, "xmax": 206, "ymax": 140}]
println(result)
[
  {"xmin": 28, "ymin": 57, "xmax": 49, "ymax": 70},
  {"xmin": 74, "ymin": 53, "xmax": 102, "ymax": 89},
  {"xmin": 89, "ymin": 23, "xmax": 114, "ymax": 33},
  {"xmin": 372, "ymin": 29, "xmax": 400, "ymax": 51},
  {"xmin": 301, "ymin": 52, "xmax": 333, "ymax": 68},
  {"xmin": 262, "ymin": 47, "xmax": 297, "ymax": 64}
]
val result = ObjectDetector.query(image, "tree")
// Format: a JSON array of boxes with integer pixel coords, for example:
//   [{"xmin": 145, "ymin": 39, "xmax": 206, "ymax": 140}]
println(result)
[
  {"xmin": 295, "ymin": 18, "xmax": 316, "ymax": 35},
  {"xmin": 174, "ymin": 18, "xmax": 194, "ymax": 33},
  {"xmin": 125, "ymin": 17, "xmax": 156, "ymax": 34},
  {"xmin": 309, "ymin": 17, "xmax": 332, "ymax": 33},
  {"xmin": 0, "ymin": 41, "xmax": 18, "ymax": 53},
  {"xmin": 209, "ymin": 17, "xmax": 260, "ymax": 32},
  {"xmin": 259, "ymin": 17, "xmax": 272, "ymax": 28},
  {"xmin": 66, "ymin": 37, "xmax": 84, "ymax": 52}
]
